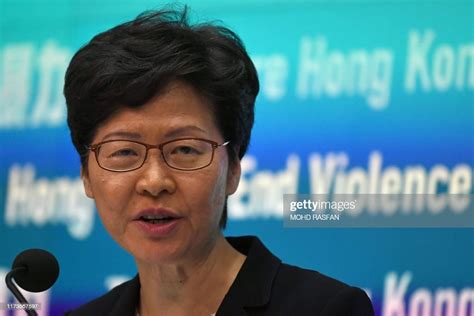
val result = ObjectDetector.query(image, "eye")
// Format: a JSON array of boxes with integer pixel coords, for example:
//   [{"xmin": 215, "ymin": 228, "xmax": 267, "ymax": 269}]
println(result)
[
  {"xmin": 108, "ymin": 148, "xmax": 139, "ymax": 158},
  {"xmin": 172, "ymin": 145, "xmax": 200, "ymax": 155}
]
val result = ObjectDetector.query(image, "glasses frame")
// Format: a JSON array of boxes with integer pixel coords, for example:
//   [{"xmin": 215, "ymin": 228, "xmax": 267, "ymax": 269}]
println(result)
[{"xmin": 87, "ymin": 137, "xmax": 230, "ymax": 172}]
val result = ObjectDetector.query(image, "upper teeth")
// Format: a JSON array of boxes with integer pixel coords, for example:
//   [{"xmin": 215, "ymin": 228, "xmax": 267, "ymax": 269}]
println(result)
[{"xmin": 142, "ymin": 215, "xmax": 169, "ymax": 220}]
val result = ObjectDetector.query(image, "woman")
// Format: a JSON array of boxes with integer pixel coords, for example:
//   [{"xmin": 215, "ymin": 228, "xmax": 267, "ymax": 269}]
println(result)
[{"xmin": 64, "ymin": 7, "xmax": 374, "ymax": 316}]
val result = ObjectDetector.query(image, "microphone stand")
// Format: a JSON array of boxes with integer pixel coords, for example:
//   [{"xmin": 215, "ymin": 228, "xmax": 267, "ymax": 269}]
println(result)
[{"xmin": 5, "ymin": 267, "xmax": 38, "ymax": 316}]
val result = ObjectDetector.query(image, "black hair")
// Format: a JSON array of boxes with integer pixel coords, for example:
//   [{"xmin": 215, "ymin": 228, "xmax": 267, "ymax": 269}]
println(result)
[{"xmin": 64, "ymin": 6, "xmax": 259, "ymax": 229}]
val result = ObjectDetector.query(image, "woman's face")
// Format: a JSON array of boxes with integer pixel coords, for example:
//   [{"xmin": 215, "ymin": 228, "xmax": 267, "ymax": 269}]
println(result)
[{"xmin": 82, "ymin": 81, "xmax": 241, "ymax": 265}]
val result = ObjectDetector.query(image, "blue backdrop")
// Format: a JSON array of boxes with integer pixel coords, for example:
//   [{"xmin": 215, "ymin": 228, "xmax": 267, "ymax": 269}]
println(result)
[{"xmin": 1, "ymin": 1, "xmax": 473, "ymax": 315}]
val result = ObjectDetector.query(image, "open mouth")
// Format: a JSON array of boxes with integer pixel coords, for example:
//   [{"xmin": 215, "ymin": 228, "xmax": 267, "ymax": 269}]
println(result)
[{"xmin": 139, "ymin": 215, "xmax": 176, "ymax": 224}]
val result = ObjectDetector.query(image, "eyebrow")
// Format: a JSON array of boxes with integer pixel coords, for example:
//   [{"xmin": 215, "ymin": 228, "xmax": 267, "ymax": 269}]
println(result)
[
  {"xmin": 101, "ymin": 131, "xmax": 141, "ymax": 141},
  {"xmin": 100, "ymin": 125, "xmax": 207, "ymax": 142},
  {"xmin": 164, "ymin": 125, "xmax": 207, "ymax": 138}
]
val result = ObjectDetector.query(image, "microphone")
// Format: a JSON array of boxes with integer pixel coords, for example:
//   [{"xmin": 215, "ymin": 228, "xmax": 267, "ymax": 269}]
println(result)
[{"xmin": 5, "ymin": 249, "xmax": 60, "ymax": 316}]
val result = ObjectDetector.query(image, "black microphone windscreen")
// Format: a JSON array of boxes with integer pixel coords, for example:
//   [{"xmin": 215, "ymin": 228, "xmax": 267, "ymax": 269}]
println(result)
[{"xmin": 12, "ymin": 249, "xmax": 60, "ymax": 292}]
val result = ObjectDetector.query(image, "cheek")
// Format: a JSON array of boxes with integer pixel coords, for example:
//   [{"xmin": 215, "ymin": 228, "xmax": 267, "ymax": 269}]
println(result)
[
  {"xmin": 206, "ymin": 166, "xmax": 229, "ymax": 221},
  {"xmin": 208, "ymin": 157, "xmax": 230, "ymax": 208},
  {"xmin": 182, "ymin": 166, "xmax": 228, "ymax": 223},
  {"xmin": 89, "ymin": 174, "xmax": 134, "ymax": 229}
]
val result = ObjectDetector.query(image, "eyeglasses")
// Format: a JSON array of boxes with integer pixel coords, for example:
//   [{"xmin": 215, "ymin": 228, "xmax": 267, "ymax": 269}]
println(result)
[{"xmin": 87, "ymin": 138, "xmax": 230, "ymax": 172}]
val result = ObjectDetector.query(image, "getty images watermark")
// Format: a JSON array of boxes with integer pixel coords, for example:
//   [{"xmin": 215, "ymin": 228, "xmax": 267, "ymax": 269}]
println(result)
[{"xmin": 283, "ymin": 194, "xmax": 474, "ymax": 227}]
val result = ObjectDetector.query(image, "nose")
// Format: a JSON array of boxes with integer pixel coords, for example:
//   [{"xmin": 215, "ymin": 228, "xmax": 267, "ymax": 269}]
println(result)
[{"xmin": 135, "ymin": 149, "xmax": 177, "ymax": 197}]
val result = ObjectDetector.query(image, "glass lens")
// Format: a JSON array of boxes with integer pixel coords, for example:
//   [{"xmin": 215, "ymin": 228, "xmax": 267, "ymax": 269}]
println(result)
[
  {"xmin": 162, "ymin": 139, "xmax": 212, "ymax": 169},
  {"xmin": 97, "ymin": 141, "xmax": 146, "ymax": 171}
]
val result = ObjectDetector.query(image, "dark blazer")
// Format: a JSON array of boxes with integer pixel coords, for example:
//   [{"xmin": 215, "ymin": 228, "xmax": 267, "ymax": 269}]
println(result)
[{"xmin": 66, "ymin": 236, "xmax": 374, "ymax": 315}]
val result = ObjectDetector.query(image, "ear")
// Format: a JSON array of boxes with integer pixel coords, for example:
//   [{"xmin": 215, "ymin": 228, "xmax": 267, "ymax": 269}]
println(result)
[
  {"xmin": 226, "ymin": 159, "xmax": 241, "ymax": 195},
  {"xmin": 81, "ymin": 166, "xmax": 94, "ymax": 199}
]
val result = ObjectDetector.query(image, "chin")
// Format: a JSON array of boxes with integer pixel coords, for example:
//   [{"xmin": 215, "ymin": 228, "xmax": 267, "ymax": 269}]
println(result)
[{"xmin": 126, "ymin": 237, "xmax": 187, "ymax": 265}]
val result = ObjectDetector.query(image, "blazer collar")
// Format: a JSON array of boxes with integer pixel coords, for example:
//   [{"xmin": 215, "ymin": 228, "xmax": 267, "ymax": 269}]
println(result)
[
  {"xmin": 109, "ymin": 274, "xmax": 140, "ymax": 316},
  {"xmin": 107, "ymin": 236, "xmax": 281, "ymax": 316},
  {"xmin": 216, "ymin": 236, "xmax": 282, "ymax": 315}
]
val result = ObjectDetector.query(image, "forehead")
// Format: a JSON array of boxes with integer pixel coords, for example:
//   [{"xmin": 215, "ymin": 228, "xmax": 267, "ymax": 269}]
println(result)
[{"xmin": 93, "ymin": 81, "xmax": 220, "ymax": 141}]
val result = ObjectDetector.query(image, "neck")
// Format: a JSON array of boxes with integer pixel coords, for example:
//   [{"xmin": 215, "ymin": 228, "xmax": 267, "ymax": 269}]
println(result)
[{"xmin": 136, "ymin": 234, "xmax": 246, "ymax": 316}]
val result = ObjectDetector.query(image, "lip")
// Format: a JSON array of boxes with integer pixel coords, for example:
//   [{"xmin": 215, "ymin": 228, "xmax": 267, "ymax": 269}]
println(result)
[
  {"xmin": 132, "ymin": 207, "xmax": 183, "ymax": 238},
  {"xmin": 133, "ymin": 207, "xmax": 182, "ymax": 221}
]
